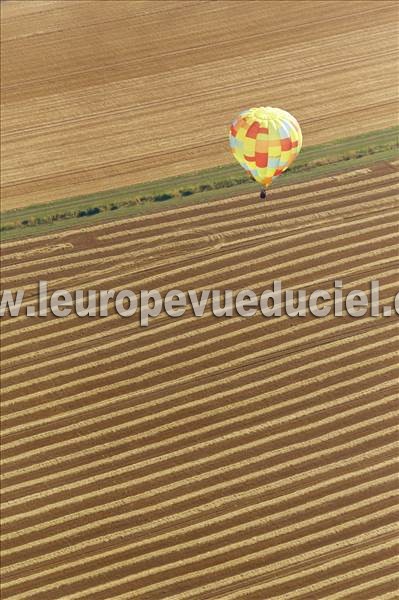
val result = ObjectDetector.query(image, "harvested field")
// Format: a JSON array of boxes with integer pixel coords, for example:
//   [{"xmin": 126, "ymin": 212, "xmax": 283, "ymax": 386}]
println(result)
[
  {"xmin": 1, "ymin": 0, "xmax": 398, "ymax": 209},
  {"xmin": 1, "ymin": 161, "xmax": 398, "ymax": 599}
]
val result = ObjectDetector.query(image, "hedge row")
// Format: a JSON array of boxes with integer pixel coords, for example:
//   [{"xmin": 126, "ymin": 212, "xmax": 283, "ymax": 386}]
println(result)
[
  {"xmin": 0, "ymin": 176, "xmax": 249, "ymax": 232},
  {"xmin": 1, "ymin": 141, "xmax": 396, "ymax": 233}
]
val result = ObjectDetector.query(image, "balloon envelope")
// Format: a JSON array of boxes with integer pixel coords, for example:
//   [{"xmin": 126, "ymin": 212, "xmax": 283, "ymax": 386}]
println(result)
[{"xmin": 229, "ymin": 106, "xmax": 302, "ymax": 187}]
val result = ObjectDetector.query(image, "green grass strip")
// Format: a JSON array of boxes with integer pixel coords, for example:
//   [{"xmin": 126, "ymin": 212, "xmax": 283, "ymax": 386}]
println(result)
[{"xmin": 1, "ymin": 126, "xmax": 398, "ymax": 242}]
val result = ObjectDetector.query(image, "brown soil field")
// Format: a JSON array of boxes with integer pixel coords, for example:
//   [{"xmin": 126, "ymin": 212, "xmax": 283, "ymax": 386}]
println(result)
[
  {"xmin": 1, "ymin": 0, "xmax": 398, "ymax": 209},
  {"xmin": 1, "ymin": 161, "xmax": 398, "ymax": 599}
]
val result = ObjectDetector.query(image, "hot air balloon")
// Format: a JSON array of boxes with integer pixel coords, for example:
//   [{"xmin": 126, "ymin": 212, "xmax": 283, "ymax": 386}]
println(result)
[{"xmin": 229, "ymin": 106, "xmax": 302, "ymax": 200}]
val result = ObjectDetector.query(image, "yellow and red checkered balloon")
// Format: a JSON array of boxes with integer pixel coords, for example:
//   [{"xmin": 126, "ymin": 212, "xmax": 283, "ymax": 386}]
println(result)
[{"xmin": 229, "ymin": 106, "xmax": 302, "ymax": 188}]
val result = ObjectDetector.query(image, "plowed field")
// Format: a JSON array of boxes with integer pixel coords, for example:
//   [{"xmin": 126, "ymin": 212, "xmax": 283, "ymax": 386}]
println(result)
[
  {"xmin": 1, "ymin": 0, "xmax": 398, "ymax": 208},
  {"xmin": 1, "ymin": 161, "xmax": 398, "ymax": 599}
]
